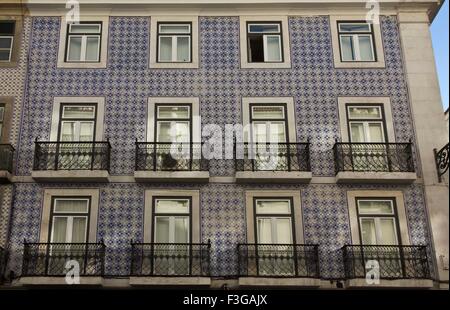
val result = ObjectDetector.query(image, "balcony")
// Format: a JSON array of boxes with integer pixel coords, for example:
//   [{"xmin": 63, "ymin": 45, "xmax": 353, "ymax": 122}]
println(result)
[
  {"xmin": 134, "ymin": 142, "xmax": 209, "ymax": 183},
  {"xmin": 237, "ymin": 244, "xmax": 321, "ymax": 287},
  {"xmin": 0, "ymin": 246, "xmax": 7, "ymax": 284},
  {"xmin": 129, "ymin": 242, "xmax": 211, "ymax": 286},
  {"xmin": 0, "ymin": 144, "xmax": 14, "ymax": 182},
  {"xmin": 234, "ymin": 143, "xmax": 312, "ymax": 183},
  {"xmin": 20, "ymin": 242, "xmax": 105, "ymax": 286},
  {"xmin": 333, "ymin": 142, "xmax": 417, "ymax": 183},
  {"xmin": 31, "ymin": 141, "xmax": 111, "ymax": 182},
  {"xmin": 342, "ymin": 245, "xmax": 433, "ymax": 288}
]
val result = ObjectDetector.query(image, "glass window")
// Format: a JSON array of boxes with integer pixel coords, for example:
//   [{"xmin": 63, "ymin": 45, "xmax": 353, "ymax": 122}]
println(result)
[
  {"xmin": 153, "ymin": 198, "xmax": 191, "ymax": 244},
  {"xmin": 50, "ymin": 197, "xmax": 90, "ymax": 243},
  {"xmin": 66, "ymin": 22, "xmax": 102, "ymax": 62},
  {"xmin": 247, "ymin": 22, "xmax": 283, "ymax": 63},
  {"xmin": 251, "ymin": 106, "xmax": 284, "ymax": 119},
  {"xmin": 254, "ymin": 198, "xmax": 293, "ymax": 244},
  {"xmin": 250, "ymin": 105, "xmax": 287, "ymax": 143},
  {"xmin": 358, "ymin": 200, "xmax": 394, "ymax": 215},
  {"xmin": 0, "ymin": 21, "xmax": 15, "ymax": 62},
  {"xmin": 157, "ymin": 23, "xmax": 192, "ymax": 63},
  {"xmin": 338, "ymin": 22, "xmax": 375, "ymax": 62},
  {"xmin": 155, "ymin": 199, "xmax": 190, "ymax": 214},
  {"xmin": 256, "ymin": 199, "xmax": 291, "ymax": 214},
  {"xmin": 0, "ymin": 105, "xmax": 4, "ymax": 139},
  {"xmin": 347, "ymin": 105, "xmax": 385, "ymax": 143},
  {"xmin": 157, "ymin": 106, "xmax": 190, "ymax": 119},
  {"xmin": 155, "ymin": 104, "xmax": 191, "ymax": 143},
  {"xmin": 59, "ymin": 104, "xmax": 96, "ymax": 142}
]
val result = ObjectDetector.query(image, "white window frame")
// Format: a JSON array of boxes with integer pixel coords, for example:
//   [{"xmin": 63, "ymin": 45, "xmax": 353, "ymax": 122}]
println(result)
[
  {"xmin": 240, "ymin": 16, "xmax": 291, "ymax": 69},
  {"xmin": 255, "ymin": 198, "xmax": 293, "ymax": 244},
  {"xmin": 338, "ymin": 22, "xmax": 375, "ymax": 62},
  {"xmin": 150, "ymin": 16, "xmax": 199, "ymax": 69},
  {"xmin": 247, "ymin": 23, "xmax": 283, "ymax": 63},
  {"xmin": 330, "ymin": 16, "xmax": 385, "ymax": 68},
  {"xmin": 57, "ymin": 16, "xmax": 109, "ymax": 69},
  {"xmin": 0, "ymin": 35, "xmax": 13, "ymax": 62},
  {"xmin": 66, "ymin": 33, "xmax": 101, "ymax": 63},
  {"xmin": 50, "ymin": 216, "xmax": 88, "ymax": 243},
  {"xmin": 157, "ymin": 23, "xmax": 192, "ymax": 63}
]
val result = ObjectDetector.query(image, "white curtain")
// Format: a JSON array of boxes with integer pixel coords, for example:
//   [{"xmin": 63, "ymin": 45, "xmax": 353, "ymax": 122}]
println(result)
[
  {"xmin": 176, "ymin": 37, "xmax": 190, "ymax": 62},
  {"xmin": 257, "ymin": 218, "xmax": 272, "ymax": 244},
  {"xmin": 155, "ymin": 217, "xmax": 170, "ymax": 243},
  {"xmin": 68, "ymin": 37, "xmax": 82, "ymax": 61},
  {"xmin": 340, "ymin": 36, "xmax": 354, "ymax": 61},
  {"xmin": 266, "ymin": 35, "xmax": 281, "ymax": 61},
  {"xmin": 159, "ymin": 36, "xmax": 172, "ymax": 61},
  {"xmin": 52, "ymin": 217, "xmax": 68, "ymax": 243},
  {"xmin": 85, "ymin": 36, "xmax": 100, "ymax": 61},
  {"xmin": 358, "ymin": 35, "xmax": 374, "ymax": 61}
]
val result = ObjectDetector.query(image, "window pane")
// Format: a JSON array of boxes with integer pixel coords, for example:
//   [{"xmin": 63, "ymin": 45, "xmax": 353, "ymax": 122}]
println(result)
[
  {"xmin": 256, "ymin": 200, "xmax": 291, "ymax": 214},
  {"xmin": 0, "ymin": 50, "xmax": 11, "ymax": 61},
  {"xmin": 361, "ymin": 218, "xmax": 377, "ymax": 245},
  {"xmin": 61, "ymin": 122, "xmax": 75, "ymax": 141},
  {"xmin": 276, "ymin": 218, "xmax": 292, "ymax": 244},
  {"xmin": 85, "ymin": 36, "xmax": 100, "ymax": 61},
  {"xmin": 157, "ymin": 121, "xmax": 190, "ymax": 143},
  {"xmin": 0, "ymin": 107, "xmax": 5, "ymax": 121},
  {"xmin": 339, "ymin": 23, "xmax": 371, "ymax": 32},
  {"xmin": 0, "ymin": 37, "xmax": 12, "ymax": 49},
  {"xmin": 63, "ymin": 106, "xmax": 95, "ymax": 118},
  {"xmin": 159, "ymin": 24, "xmax": 190, "ymax": 34},
  {"xmin": 176, "ymin": 36, "xmax": 190, "ymax": 62},
  {"xmin": 368, "ymin": 123, "xmax": 384, "ymax": 142},
  {"xmin": 266, "ymin": 35, "xmax": 282, "ymax": 61},
  {"xmin": 52, "ymin": 217, "xmax": 68, "ymax": 243},
  {"xmin": 155, "ymin": 217, "xmax": 170, "ymax": 243},
  {"xmin": 358, "ymin": 200, "xmax": 394, "ymax": 215},
  {"xmin": 249, "ymin": 24, "xmax": 280, "ymax": 33},
  {"xmin": 54, "ymin": 199, "xmax": 89, "ymax": 213},
  {"xmin": 350, "ymin": 123, "xmax": 365, "ymax": 142},
  {"xmin": 269, "ymin": 122, "xmax": 286, "ymax": 142},
  {"xmin": 159, "ymin": 36, "xmax": 172, "ymax": 61},
  {"xmin": 67, "ymin": 36, "xmax": 82, "ymax": 61},
  {"xmin": 379, "ymin": 219, "xmax": 398, "ymax": 245},
  {"xmin": 257, "ymin": 218, "xmax": 273, "ymax": 244},
  {"xmin": 248, "ymin": 36, "xmax": 264, "ymax": 62},
  {"xmin": 0, "ymin": 22, "xmax": 15, "ymax": 35},
  {"xmin": 252, "ymin": 106, "xmax": 284, "ymax": 119},
  {"xmin": 79, "ymin": 122, "xmax": 94, "ymax": 141},
  {"xmin": 348, "ymin": 107, "xmax": 381, "ymax": 119},
  {"xmin": 155, "ymin": 199, "xmax": 190, "ymax": 214},
  {"xmin": 358, "ymin": 35, "xmax": 374, "ymax": 61},
  {"xmin": 174, "ymin": 217, "xmax": 189, "ymax": 243},
  {"xmin": 72, "ymin": 217, "xmax": 87, "ymax": 243},
  {"xmin": 157, "ymin": 106, "xmax": 189, "ymax": 119},
  {"xmin": 340, "ymin": 36, "xmax": 354, "ymax": 61},
  {"xmin": 70, "ymin": 24, "xmax": 101, "ymax": 34}
]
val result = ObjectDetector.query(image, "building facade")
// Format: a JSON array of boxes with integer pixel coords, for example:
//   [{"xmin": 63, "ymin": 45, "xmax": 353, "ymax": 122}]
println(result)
[{"xmin": 0, "ymin": 0, "xmax": 448, "ymax": 289}]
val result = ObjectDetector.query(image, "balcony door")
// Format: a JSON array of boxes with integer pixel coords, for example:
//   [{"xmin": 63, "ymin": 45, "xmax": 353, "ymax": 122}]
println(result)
[
  {"xmin": 48, "ymin": 198, "xmax": 90, "ymax": 275},
  {"xmin": 57, "ymin": 105, "xmax": 97, "ymax": 169},
  {"xmin": 154, "ymin": 105, "xmax": 192, "ymax": 170},
  {"xmin": 254, "ymin": 199, "xmax": 295, "ymax": 276},
  {"xmin": 152, "ymin": 198, "xmax": 191, "ymax": 275},
  {"xmin": 250, "ymin": 105, "xmax": 288, "ymax": 171},
  {"xmin": 357, "ymin": 199, "xmax": 402, "ymax": 277},
  {"xmin": 347, "ymin": 105, "xmax": 388, "ymax": 171}
]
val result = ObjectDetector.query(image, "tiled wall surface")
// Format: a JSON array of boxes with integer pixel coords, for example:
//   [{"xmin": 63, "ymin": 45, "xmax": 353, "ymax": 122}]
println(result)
[{"xmin": 5, "ymin": 16, "xmax": 433, "ymax": 278}]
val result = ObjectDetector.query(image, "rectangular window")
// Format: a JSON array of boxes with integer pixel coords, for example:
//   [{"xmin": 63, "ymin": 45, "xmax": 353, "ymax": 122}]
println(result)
[
  {"xmin": 347, "ymin": 105, "xmax": 386, "ymax": 143},
  {"xmin": 155, "ymin": 105, "xmax": 191, "ymax": 143},
  {"xmin": 59, "ymin": 104, "xmax": 97, "ymax": 142},
  {"xmin": 0, "ymin": 104, "xmax": 4, "ymax": 140},
  {"xmin": 250, "ymin": 105, "xmax": 287, "ymax": 143},
  {"xmin": 247, "ymin": 22, "xmax": 283, "ymax": 63},
  {"xmin": 65, "ymin": 22, "xmax": 102, "ymax": 62},
  {"xmin": 0, "ymin": 21, "xmax": 15, "ymax": 62},
  {"xmin": 338, "ymin": 22, "xmax": 376, "ymax": 62},
  {"xmin": 49, "ymin": 198, "xmax": 90, "ymax": 243},
  {"xmin": 157, "ymin": 23, "xmax": 192, "ymax": 63}
]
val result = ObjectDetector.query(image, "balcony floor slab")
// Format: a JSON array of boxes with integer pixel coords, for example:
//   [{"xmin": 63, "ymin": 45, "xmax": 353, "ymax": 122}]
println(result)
[
  {"xmin": 129, "ymin": 276, "xmax": 211, "ymax": 286},
  {"xmin": 236, "ymin": 171, "xmax": 312, "ymax": 183},
  {"xmin": 335, "ymin": 171, "xmax": 417, "ymax": 184},
  {"xmin": 18, "ymin": 276, "xmax": 104, "ymax": 286},
  {"xmin": 345, "ymin": 278, "xmax": 434, "ymax": 289},
  {"xmin": 134, "ymin": 171, "xmax": 210, "ymax": 183},
  {"xmin": 238, "ymin": 277, "xmax": 321, "ymax": 288},
  {"xmin": 31, "ymin": 170, "xmax": 110, "ymax": 182}
]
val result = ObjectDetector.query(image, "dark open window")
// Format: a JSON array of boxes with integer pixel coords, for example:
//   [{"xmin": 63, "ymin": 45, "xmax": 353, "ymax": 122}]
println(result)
[
  {"xmin": 247, "ymin": 22, "xmax": 283, "ymax": 63},
  {"xmin": 0, "ymin": 21, "xmax": 15, "ymax": 62}
]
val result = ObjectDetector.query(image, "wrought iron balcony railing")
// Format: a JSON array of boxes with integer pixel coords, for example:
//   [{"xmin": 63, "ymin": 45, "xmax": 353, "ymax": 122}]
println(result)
[
  {"xmin": 237, "ymin": 244, "xmax": 320, "ymax": 278},
  {"xmin": 342, "ymin": 245, "xmax": 431, "ymax": 280},
  {"xmin": 333, "ymin": 142, "xmax": 415, "ymax": 174},
  {"xmin": 434, "ymin": 143, "xmax": 449, "ymax": 182},
  {"xmin": 0, "ymin": 246, "xmax": 7, "ymax": 283},
  {"xmin": 130, "ymin": 242, "xmax": 211, "ymax": 277},
  {"xmin": 22, "ymin": 242, "xmax": 106, "ymax": 277},
  {"xmin": 235, "ymin": 143, "xmax": 311, "ymax": 172},
  {"xmin": 33, "ymin": 141, "xmax": 111, "ymax": 171},
  {"xmin": 0, "ymin": 144, "xmax": 14, "ymax": 173},
  {"xmin": 135, "ymin": 142, "xmax": 208, "ymax": 172}
]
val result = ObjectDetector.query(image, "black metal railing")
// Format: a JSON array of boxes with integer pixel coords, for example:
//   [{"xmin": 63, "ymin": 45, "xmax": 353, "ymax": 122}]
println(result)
[
  {"xmin": 235, "ymin": 143, "xmax": 311, "ymax": 172},
  {"xmin": 135, "ymin": 142, "xmax": 208, "ymax": 172},
  {"xmin": 130, "ymin": 242, "xmax": 211, "ymax": 277},
  {"xmin": 237, "ymin": 244, "xmax": 320, "ymax": 278},
  {"xmin": 22, "ymin": 242, "xmax": 106, "ymax": 277},
  {"xmin": 434, "ymin": 143, "xmax": 449, "ymax": 182},
  {"xmin": 342, "ymin": 245, "xmax": 431, "ymax": 280},
  {"xmin": 0, "ymin": 246, "xmax": 7, "ymax": 283},
  {"xmin": 333, "ymin": 142, "xmax": 415, "ymax": 173},
  {"xmin": 0, "ymin": 144, "xmax": 14, "ymax": 173},
  {"xmin": 33, "ymin": 141, "xmax": 111, "ymax": 171}
]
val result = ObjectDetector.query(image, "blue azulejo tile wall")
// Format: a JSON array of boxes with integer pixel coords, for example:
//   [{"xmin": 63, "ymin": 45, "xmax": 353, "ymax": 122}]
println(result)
[{"xmin": 8, "ymin": 182, "xmax": 431, "ymax": 278}]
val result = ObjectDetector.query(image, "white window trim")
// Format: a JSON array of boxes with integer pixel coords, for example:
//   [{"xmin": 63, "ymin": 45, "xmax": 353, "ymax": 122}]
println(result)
[
  {"xmin": 50, "ymin": 97, "xmax": 105, "ymax": 141},
  {"xmin": 150, "ymin": 16, "xmax": 199, "ymax": 69},
  {"xmin": 147, "ymin": 97, "xmax": 201, "ymax": 143},
  {"xmin": 347, "ymin": 190, "xmax": 411, "ymax": 245},
  {"xmin": 330, "ymin": 16, "xmax": 385, "ymax": 68},
  {"xmin": 144, "ymin": 190, "xmax": 200, "ymax": 243},
  {"xmin": 0, "ymin": 36, "xmax": 13, "ymax": 62},
  {"xmin": 245, "ymin": 190, "xmax": 304, "ymax": 244},
  {"xmin": 337, "ymin": 97, "xmax": 395, "ymax": 143},
  {"xmin": 39, "ymin": 188, "xmax": 100, "ymax": 243},
  {"xmin": 57, "ymin": 16, "xmax": 109, "ymax": 69},
  {"xmin": 240, "ymin": 16, "xmax": 291, "ymax": 69},
  {"xmin": 242, "ymin": 97, "xmax": 297, "ymax": 143}
]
